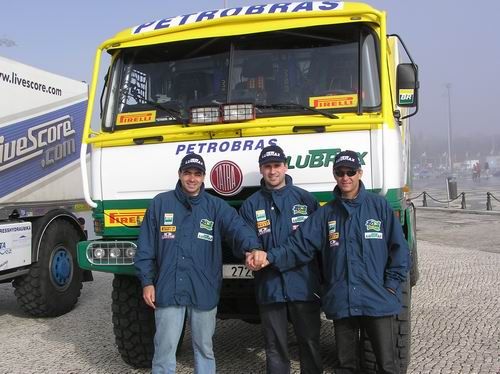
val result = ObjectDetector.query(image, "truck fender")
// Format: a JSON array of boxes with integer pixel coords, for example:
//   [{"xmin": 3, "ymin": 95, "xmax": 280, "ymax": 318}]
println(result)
[{"xmin": 31, "ymin": 209, "xmax": 93, "ymax": 281}]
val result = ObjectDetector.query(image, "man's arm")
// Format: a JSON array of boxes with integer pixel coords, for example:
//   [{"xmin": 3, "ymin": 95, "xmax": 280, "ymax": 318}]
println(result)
[
  {"xmin": 251, "ymin": 207, "xmax": 326, "ymax": 271},
  {"xmin": 134, "ymin": 203, "xmax": 158, "ymax": 289},
  {"xmin": 221, "ymin": 204, "xmax": 262, "ymax": 258},
  {"xmin": 383, "ymin": 203, "xmax": 411, "ymax": 292}
]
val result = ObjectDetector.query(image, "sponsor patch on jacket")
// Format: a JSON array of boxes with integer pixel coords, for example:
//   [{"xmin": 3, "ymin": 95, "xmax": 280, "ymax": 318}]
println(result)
[
  {"xmin": 292, "ymin": 204, "xmax": 308, "ymax": 215},
  {"xmin": 160, "ymin": 225, "xmax": 176, "ymax": 232},
  {"xmin": 364, "ymin": 232, "xmax": 383, "ymax": 239},
  {"xmin": 164, "ymin": 213, "xmax": 174, "ymax": 225},
  {"xmin": 329, "ymin": 232, "xmax": 339, "ymax": 240},
  {"xmin": 328, "ymin": 220, "xmax": 337, "ymax": 232},
  {"xmin": 162, "ymin": 232, "xmax": 175, "ymax": 240},
  {"xmin": 329, "ymin": 239, "xmax": 339, "ymax": 247},
  {"xmin": 258, "ymin": 227, "xmax": 271, "ymax": 236},
  {"xmin": 292, "ymin": 224, "xmax": 299, "ymax": 231},
  {"xmin": 197, "ymin": 232, "xmax": 213, "ymax": 241},
  {"xmin": 256, "ymin": 209, "xmax": 267, "ymax": 222},
  {"xmin": 256, "ymin": 220, "xmax": 270, "ymax": 229},
  {"xmin": 291, "ymin": 215, "xmax": 308, "ymax": 224},
  {"xmin": 365, "ymin": 219, "xmax": 381, "ymax": 231},
  {"xmin": 200, "ymin": 219, "xmax": 214, "ymax": 231}
]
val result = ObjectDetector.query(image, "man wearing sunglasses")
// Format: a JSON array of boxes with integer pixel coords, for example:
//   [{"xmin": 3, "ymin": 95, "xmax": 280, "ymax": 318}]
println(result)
[{"xmin": 247, "ymin": 150, "xmax": 410, "ymax": 374}]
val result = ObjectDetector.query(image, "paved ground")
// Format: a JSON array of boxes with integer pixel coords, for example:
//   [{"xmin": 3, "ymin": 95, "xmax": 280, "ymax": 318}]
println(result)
[{"xmin": 1, "ymin": 209, "xmax": 499, "ymax": 373}]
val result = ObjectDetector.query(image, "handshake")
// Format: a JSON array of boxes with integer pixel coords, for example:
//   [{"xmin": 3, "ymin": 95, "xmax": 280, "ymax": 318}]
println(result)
[{"xmin": 245, "ymin": 250, "xmax": 270, "ymax": 271}]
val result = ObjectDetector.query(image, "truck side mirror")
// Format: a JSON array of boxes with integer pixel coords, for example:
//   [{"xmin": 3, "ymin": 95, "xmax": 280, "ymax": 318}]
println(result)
[{"xmin": 396, "ymin": 63, "xmax": 418, "ymax": 108}]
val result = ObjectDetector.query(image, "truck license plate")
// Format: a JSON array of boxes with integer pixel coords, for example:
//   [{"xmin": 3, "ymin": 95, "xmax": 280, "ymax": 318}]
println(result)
[{"xmin": 223, "ymin": 264, "xmax": 254, "ymax": 279}]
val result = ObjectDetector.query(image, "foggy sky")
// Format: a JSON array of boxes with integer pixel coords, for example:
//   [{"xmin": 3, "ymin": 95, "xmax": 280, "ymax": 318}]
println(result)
[{"xmin": 1, "ymin": 0, "xmax": 499, "ymax": 140}]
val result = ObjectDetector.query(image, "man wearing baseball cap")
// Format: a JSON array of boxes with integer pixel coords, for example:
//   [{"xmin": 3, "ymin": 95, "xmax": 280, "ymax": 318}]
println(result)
[
  {"xmin": 240, "ymin": 145, "xmax": 323, "ymax": 374},
  {"xmin": 248, "ymin": 150, "xmax": 410, "ymax": 374},
  {"xmin": 135, "ymin": 153, "xmax": 261, "ymax": 373}
]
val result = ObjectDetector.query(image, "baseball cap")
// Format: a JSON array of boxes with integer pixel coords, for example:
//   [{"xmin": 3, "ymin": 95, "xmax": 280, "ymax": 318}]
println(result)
[
  {"xmin": 258, "ymin": 145, "xmax": 286, "ymax": 166},
  {"xmin": 179, "ymin": 153, "xmax": 206, "ymax": 173},
  {"xmin": 333, "ymin": 150, "xmax": 361, "ymax": 170}
]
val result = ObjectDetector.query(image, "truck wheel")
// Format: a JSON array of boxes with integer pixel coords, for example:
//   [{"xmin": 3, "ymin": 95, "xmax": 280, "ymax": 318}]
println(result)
[
  {"xmin": 112, "ymin": 275, "xmax": 187, "ymax": 368},
  {"xmin": 361, "ymin": 280, "xmax": 412, "ymax": 374},
  {"xmin": 13, "ymin": 220, "xmax": 82, "ymax": 317}
]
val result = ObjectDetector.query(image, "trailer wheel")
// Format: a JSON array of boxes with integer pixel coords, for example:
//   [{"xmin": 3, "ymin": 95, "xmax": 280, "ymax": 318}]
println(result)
[
  {"xmin": 361, "ymin": 280, "xmax": 412, "ymax": 374},
  {"xmin": 13, "ymin": 220, "xmax": 82, "ymax": 317},
  {"xmin": 112, "ymin": 275, "xmax": 188, "ymax": 368}
]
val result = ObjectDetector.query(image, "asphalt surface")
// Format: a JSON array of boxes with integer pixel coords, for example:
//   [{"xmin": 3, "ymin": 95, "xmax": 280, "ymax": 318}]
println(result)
[{"xmin": 1, "ymin": 208, "xmax": 499, "ymax": 373}]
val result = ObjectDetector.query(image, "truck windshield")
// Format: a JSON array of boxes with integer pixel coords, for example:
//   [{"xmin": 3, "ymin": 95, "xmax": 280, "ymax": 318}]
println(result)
[{"xmin": 102, "ymin": 23, "xmax": 380, "ymax": 130}]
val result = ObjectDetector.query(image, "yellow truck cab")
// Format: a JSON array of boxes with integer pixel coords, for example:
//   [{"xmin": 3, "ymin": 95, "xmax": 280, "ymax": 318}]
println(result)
[{"xmin": 77, "ymin": 2, "xmax": 419, "ymax": 371}]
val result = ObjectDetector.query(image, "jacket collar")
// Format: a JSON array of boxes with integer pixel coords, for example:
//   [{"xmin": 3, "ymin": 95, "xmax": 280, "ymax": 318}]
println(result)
[
  {"xmin": 332, "ymin": 180, "xmax": 367, "ymax": 211},
  {"xmin": 260, "ymin": 174, "xmax": 293, "ymax": 196},
  {"xmin": 174, "ymin": 180, "xmax": 204, "ymax": 208}
]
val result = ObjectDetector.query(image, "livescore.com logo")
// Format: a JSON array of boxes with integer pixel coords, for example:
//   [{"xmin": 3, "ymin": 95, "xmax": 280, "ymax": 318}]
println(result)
[{"xmin": 210, "ymin": 160, "xmax": 243, "ymax": 196}]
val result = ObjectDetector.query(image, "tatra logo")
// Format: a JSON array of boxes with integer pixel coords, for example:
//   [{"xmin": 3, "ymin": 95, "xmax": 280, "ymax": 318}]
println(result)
[
  {"xmin": 210, "ymin": 160, "xmax": 243, "ymax": 196},
  {"xmin": 0, "ymin": 116, "xmax": 76, "ymax": 172}
]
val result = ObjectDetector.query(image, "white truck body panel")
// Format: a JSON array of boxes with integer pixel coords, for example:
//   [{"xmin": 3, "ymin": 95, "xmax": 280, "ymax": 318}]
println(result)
[
  {"xmin": 94, "ymin": 132, "xmax": 374, "ymax": 201},
  {"xmin": 0, "ymin": 221, "xmax": 32, "ymax": 271},
  {"xmin": 0, "ymin": 56, "xmax": 88, "ymax": 204}
]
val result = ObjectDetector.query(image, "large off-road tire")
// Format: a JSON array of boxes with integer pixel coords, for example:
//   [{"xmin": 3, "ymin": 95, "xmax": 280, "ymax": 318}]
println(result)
[
  {"xmin": 361, "ymin": 280, "xmax": 412, "ymax": 374},
  {"xmin": 112, "ymin": 275, "xmax": 187, "ymax": 368},
  {"xmin": 13, "ymin": 219, "xmax": 83, "ymax": 317},
  {"xmin": 112, "ymin": 274, "xmax": 156, "ymax": 368}
]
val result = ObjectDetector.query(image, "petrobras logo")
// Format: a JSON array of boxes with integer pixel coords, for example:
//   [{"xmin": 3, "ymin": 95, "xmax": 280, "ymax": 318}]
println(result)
[
  {"xmin": 132, "ymin": 2, "xmax": 343, "ymax": 34},
  {"xmin": 0, "ymin": 116, "xmax": 76, "ymax": 172}
]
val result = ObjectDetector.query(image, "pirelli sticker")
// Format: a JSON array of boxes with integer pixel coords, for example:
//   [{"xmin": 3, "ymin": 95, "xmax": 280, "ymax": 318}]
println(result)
[
  {"xmin": 160, "ymin": 225, "xmax": 176, "ymax": 232},
  {"xmin": 329, "ymin": 232, "xmax": 339, "ymax": 240},
  {"xmin": 257, "ymin": 219, "xmax": 271, "ymax": 229},
  {"xmin": 105, "ymin": 209, "xmax": 146, "ymax": 227},
  {"xmin": 116, "ymin": 110, "xmax": 156, "ymax": 126},
  {"xmin": 309, "ymin": 94, "xmax": 358, "ymax": 109}
]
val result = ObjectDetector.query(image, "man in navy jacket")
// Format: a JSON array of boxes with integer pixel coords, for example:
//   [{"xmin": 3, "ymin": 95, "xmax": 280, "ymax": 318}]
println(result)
[
  {"xmin": 248, "ymin": 150, "xmax": 410, "ymax": 374},
  {"xmin": 240, "ymin": 145, "xmax": 322, "ymax": 374},
  {"xmin": 135, "ymin": 153, "xmax": 261, "ymax": 374}
]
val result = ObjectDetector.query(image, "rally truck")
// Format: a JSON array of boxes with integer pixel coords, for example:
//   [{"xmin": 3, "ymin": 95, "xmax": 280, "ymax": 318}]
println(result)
[
  {"xmin": 0, "ymin": 56, "xmax": 92, "ymax": 317},
  {"xmin": 77, "ymin": 2, "xmax": 419, "ymax": 371}
]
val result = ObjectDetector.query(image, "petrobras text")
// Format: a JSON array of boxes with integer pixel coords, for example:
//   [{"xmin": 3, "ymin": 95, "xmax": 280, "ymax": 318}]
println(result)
[
  {"xmin": 132, "ymin": 1, "xmax": 343, "ymax": 34},
  {"xmin": 175, "ymin": 138, "xmax": 277, "ymax": 155},
  {"xmin": 0, "ymin": 116, "xmax": 76, "ymax": 172}
]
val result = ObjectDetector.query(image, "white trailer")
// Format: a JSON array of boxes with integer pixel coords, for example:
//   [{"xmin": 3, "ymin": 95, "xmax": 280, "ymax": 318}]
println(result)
[{"xmin": 0, "ymin": 56, "xmax": 91, "ymax": 317}]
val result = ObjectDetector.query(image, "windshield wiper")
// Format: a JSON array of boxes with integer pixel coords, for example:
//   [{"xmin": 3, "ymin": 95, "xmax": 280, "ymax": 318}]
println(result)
[
  {"xmin": 256, "ymin": 102, "xmax": 338, "ymax": 119},
  {"xmin": 145, "ymin": 99, "xmax": 188, "ymax": 125}
]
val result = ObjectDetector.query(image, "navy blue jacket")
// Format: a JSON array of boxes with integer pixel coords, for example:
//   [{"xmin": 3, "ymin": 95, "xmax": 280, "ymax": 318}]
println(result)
[
  {"xmin": 135, "ymin": 181, "xmax": 261, "ymax": 310},
  {"xmin": 239, "ymin": 175, "xmax": 321, "ymax": 304},
  {"xmin": 266, "ymin": 181, "xmax": 410, "ymax": 319}
]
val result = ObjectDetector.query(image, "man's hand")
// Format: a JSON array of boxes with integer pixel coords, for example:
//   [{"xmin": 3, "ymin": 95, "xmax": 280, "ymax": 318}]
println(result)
[
  {"xmin": 143, "ymin": 285, "xmax": 156, "ymax": 309},
  {"xmin": 245, "ymin": 250, "xmax": 269, "ymax": 271}
]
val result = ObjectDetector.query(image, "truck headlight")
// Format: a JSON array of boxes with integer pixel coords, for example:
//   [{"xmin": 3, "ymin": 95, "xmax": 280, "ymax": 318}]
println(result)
[{"xmin": 86, "ymin": 241, "xmax": 137, "ymax": 265}]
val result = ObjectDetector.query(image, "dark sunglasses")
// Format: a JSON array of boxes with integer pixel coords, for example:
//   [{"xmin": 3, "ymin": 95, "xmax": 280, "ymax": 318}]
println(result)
[{"xmin": 334, "ymin": 169, "xmax": 357, "ymax": 177}]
